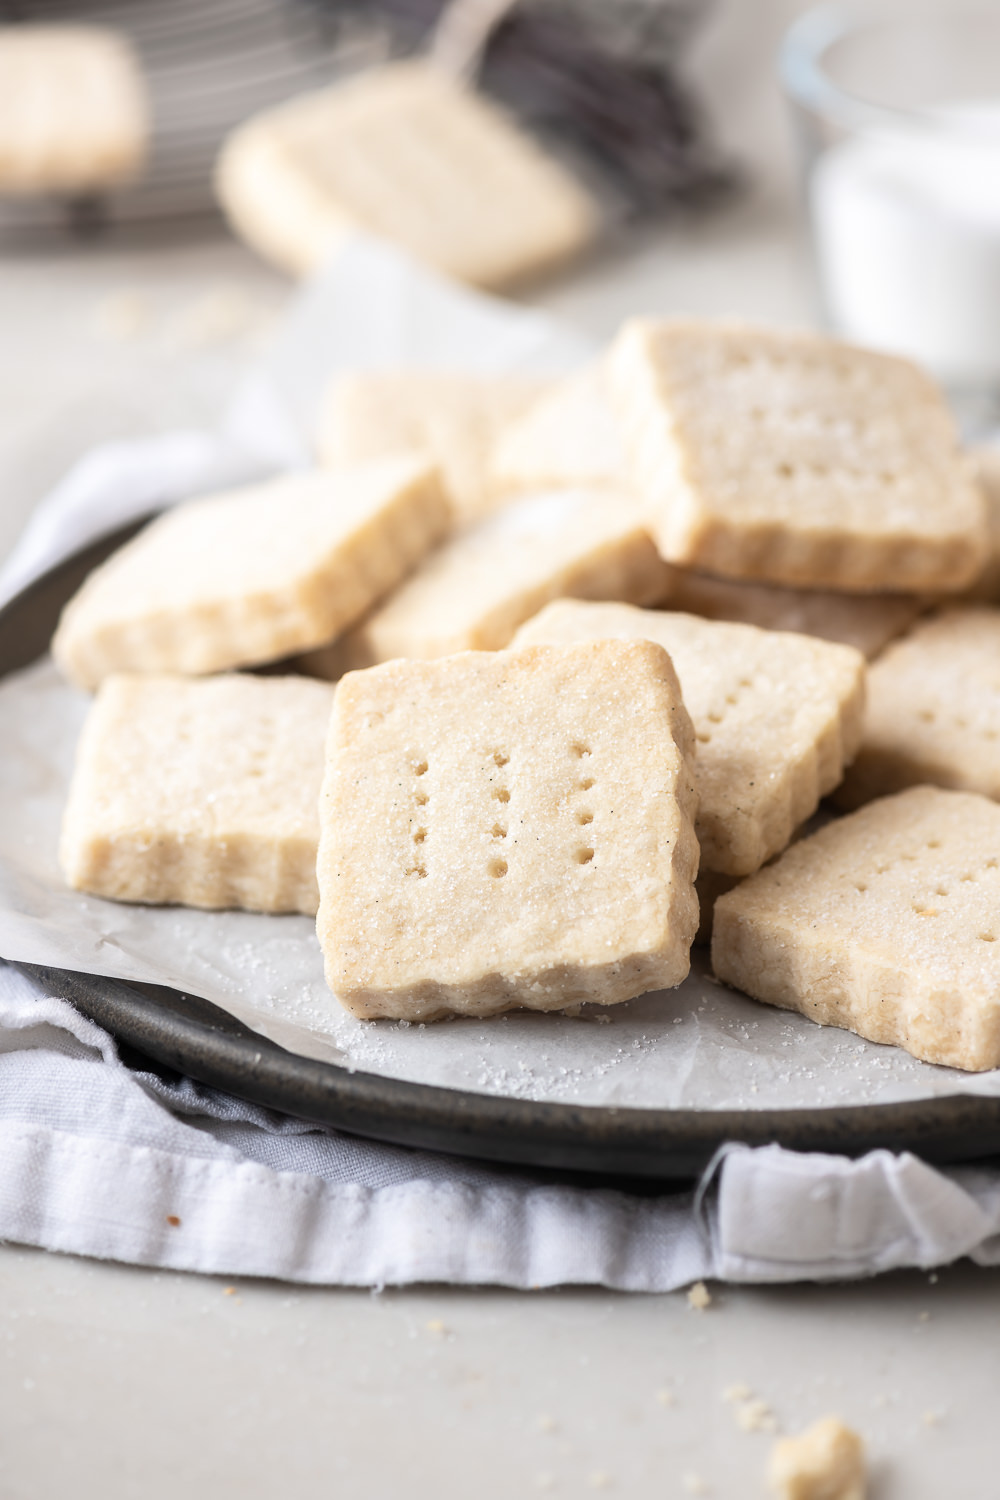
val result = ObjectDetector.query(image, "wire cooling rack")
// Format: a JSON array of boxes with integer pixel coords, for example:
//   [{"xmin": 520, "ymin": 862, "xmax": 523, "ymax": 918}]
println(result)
[
  {"xmin": 0, "ymin": 0, "xmax": 376, "ymax": 241},
  {"xmin": 0, "ymin": 0, "xmax": 728, "ymax": 245}
]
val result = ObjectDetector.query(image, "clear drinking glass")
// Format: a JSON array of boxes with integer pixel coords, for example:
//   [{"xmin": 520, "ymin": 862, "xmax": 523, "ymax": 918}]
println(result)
[{"xmin": 782, "ymin": 5, "xmax": 1000, "ymax": 426}]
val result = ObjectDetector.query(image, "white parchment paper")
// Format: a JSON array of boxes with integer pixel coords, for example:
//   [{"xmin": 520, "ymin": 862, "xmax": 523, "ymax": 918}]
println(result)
[{"xmin": 4, "ymin": 236, "xmax": 999, "ymax": 1112}]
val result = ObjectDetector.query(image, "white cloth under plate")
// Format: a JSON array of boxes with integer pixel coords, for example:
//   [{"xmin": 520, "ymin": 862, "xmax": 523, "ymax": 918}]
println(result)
[
  {"xmin": 5, "ymin": 961, "xmax": 1000, "ymax": 1288},
  {"xmin": 4, "ymin": 234, "xmax": 1000, "ymax": 1289}
]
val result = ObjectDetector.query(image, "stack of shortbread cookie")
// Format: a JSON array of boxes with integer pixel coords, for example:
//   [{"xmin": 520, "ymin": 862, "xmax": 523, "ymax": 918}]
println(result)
[{"xmin": 55, "ymin": 319, "xmax": 1000, "ymax": 1071}]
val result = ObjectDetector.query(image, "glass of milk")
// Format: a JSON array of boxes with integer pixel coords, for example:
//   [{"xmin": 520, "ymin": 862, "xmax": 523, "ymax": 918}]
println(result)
[{"xmin": 782, "ymin": 5, "xmax": 1000, "ymax": 412}]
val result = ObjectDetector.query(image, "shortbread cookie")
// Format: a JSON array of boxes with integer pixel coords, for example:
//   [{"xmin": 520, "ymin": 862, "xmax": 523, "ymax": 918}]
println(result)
[
  {"xmin": 317, "ymin": 641, "xmax": 699, "ymax": 1020},
  {"xmin": 512, "ymin": 600, "xmax": 865, "ymax": 875},
  {"xmin": 487, "ymin": 362, "xmax": 625, "ymax": 497},
  {"xmin": 768, "ymin": 1418, "xmax": 865, "ymax": 1500},
  {"xmin": 0, "ymin": 25, "xmax": 148, "ymax": 195},
  {"xmin": 663, "ymin": 567, "xmax": 927, "ymax": 659},
  {"xmin": 713, "ymin": 786, "xmax": 1000, "ymax": 1070},
  {"xmin": 61, "ymin": 673, "xmax": 335, "ymax": 914},
  {"xmin": 837, "ymin": 606, "xmax": 1000, "ymax": 809},
  {"xmin": 317, "ymin": 371, "xmax": 549, "ymax": 525},
  {"xmin": 215, "ymin": 61, "xmax": 597, "ymax": 285},
  {"xmin": 301, "ymin": 487, "xmax": 670, "ymax": 677},
  {"xmin": 52, "ymin": 458, "xmax": 448, "ymax": 690},
  {"xmin": 609, "ymin": 319, "xmax": 988, "ymax": 592}
]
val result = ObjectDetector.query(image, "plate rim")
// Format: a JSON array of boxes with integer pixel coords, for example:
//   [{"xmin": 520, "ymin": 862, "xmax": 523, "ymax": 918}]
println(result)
[{"xmin": 7, "ymin": 520, "xmax": 1000, "ymax": 1183}]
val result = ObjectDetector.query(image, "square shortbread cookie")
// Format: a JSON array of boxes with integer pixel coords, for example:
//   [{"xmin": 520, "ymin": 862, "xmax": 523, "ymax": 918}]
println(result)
[
  {"xmin": 608, "ymin": 319, "xmax": 988, "ymax": 593},
  {"xmin": 487, "ymin": 362, "xmax": 625, "ymax": 497},
  {"xmin": 712, "ymin": 786, "xmax": 1000, "ymax": 1071},
  {"xmin": 837, "ymin": 606, "xmax": 1000, "ymax": 809},
  {"xmin": 0, "ymin": 25, "xmax": 148, "ymax": 195},
  {"xmin": 316, "ymin": 370, "xmax": 549, "ymax": 525},
  {"xmin": 512, "ymin": 599, "xmax": 865, "ymax": 876},
  {"xmin": 300, "ymin": 487, "xmax": 670, "ymax": 677},
  {"xmin": 60, "ymin": 673, "xmax": 336, "ymax": 915},
  {"xmin": 52, "ymin": 458, "xmax": 448, "ymax": 690},
  {"xmin": 663, "ymin": 567, "xmax": 927, "ymax": 659},
  {"xmin": 316, "ymin": 641, "xmax": 699, "ymax": 1020},
  {"xmin": 215, "ymin": 61, "xmax": 597, "ymax": 285}
]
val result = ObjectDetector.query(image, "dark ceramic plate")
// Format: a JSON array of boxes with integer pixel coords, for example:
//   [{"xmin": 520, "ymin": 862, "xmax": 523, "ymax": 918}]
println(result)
[{"xmin": 7, "ymin": 524, "xmax": 1000, "ymax": 1184}]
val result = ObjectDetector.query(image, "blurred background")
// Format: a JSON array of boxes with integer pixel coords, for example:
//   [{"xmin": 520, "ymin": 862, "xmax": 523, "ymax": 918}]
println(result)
[
  {"xmin": 0, "ymin": 0, "xmax": 823, "ymax": 564},
  {"xmin": 0, "ymin": 0, "xmax": 984, "ymax": 553}
]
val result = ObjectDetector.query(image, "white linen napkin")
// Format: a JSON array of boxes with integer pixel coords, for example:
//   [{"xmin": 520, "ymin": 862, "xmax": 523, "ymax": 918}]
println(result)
[
  {"xmin": 4, "ymin": 235, "xmax": 1000, "ymax": 1289},
  {"xmin": 5, "ymin": 960, "xmax": 1000, "ymax": 1288}
]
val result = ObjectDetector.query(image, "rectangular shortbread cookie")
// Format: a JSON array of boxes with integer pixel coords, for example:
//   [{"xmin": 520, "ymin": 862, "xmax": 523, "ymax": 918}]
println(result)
[
  {"xmin": 487, "ymin": 362, "xmax": 625, "ymax": 498},
  {"xmin": 301, "ymin": 487, "xmax": 670, "ymax": 677},
  {"xmin": 609, "ymin": 319, "xmax": 988, "ymax": 593},
  {"xmin": 712, "ymin": 786, "xmax": 1000, "ymax": 1071},
  {"xmin": 215, "ymin": 60, "xmax": 597, "ymax": 286},
  {"xmin": 60, "ymin": 672, "xmax": 336, "ymax": 915},
  {"xmin": 837, "ymin": 606, "xmax": 1000, "ymax": 809},
  {"xmin": 663, "ymin": 566, "xmax": 927, "ymax": 660},
  {"xmin": 316, "ymin": 640, "xmax": 699, "ymax": 1020},
  {"xmin": 316, "ymin": 370, "xmax": 549, "ymax": 525},
  {"xmin": 0, "ymin": 25, "xmax": 148, "ymax": 194},
  {"xmin": 512, "ymin": 599, "xmax": 865, "ymax": 876},
  {"xmin": 52, "ymin": 457, "xmax": 448, "ymax": 690}
]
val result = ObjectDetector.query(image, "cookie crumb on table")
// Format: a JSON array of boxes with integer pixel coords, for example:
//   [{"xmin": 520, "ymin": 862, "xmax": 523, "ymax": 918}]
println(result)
[{"xmin": 767, "ymin": 1415, "xmax": 865, "ymax": 1500}]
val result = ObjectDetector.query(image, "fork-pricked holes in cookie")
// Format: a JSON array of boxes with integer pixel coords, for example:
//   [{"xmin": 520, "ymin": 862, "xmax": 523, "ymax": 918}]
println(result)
[
  {"xmin": 699, "ymin": 673, "xmax": 758, "ymax": 738},
  {"xmin": 406, "ymin": 758, "xmax": 430, "ymax": 878},
  {"xmin": 569, "ymin": 741, "xmax": 597, "ymax": 867}
]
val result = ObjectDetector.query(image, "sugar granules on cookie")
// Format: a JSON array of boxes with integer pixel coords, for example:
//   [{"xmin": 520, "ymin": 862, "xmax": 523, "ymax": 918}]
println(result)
[
  {"xmin": 713, "ymin": 785, "xmax": 1000, "ymax": 1070},
  {"xmin": 609, "ymin": 318, "xmax": 987, "ymax": 593},
  {"xmin": 512, "ymin": 599, "xmax": 865, "ymax": 876},
  {"xmin": 316, "ymin": 640, "xmax": 699, "ymax": 1020},
  {"xmin": 60, "ymin": 672, "xmax": 335, "ymax": 914}
]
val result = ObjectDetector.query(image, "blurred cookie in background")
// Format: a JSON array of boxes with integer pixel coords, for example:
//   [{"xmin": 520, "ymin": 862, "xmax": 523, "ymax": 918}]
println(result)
[{"xmin": 0, "ymin": 24, "xmax": 149, "ymax": 197}]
